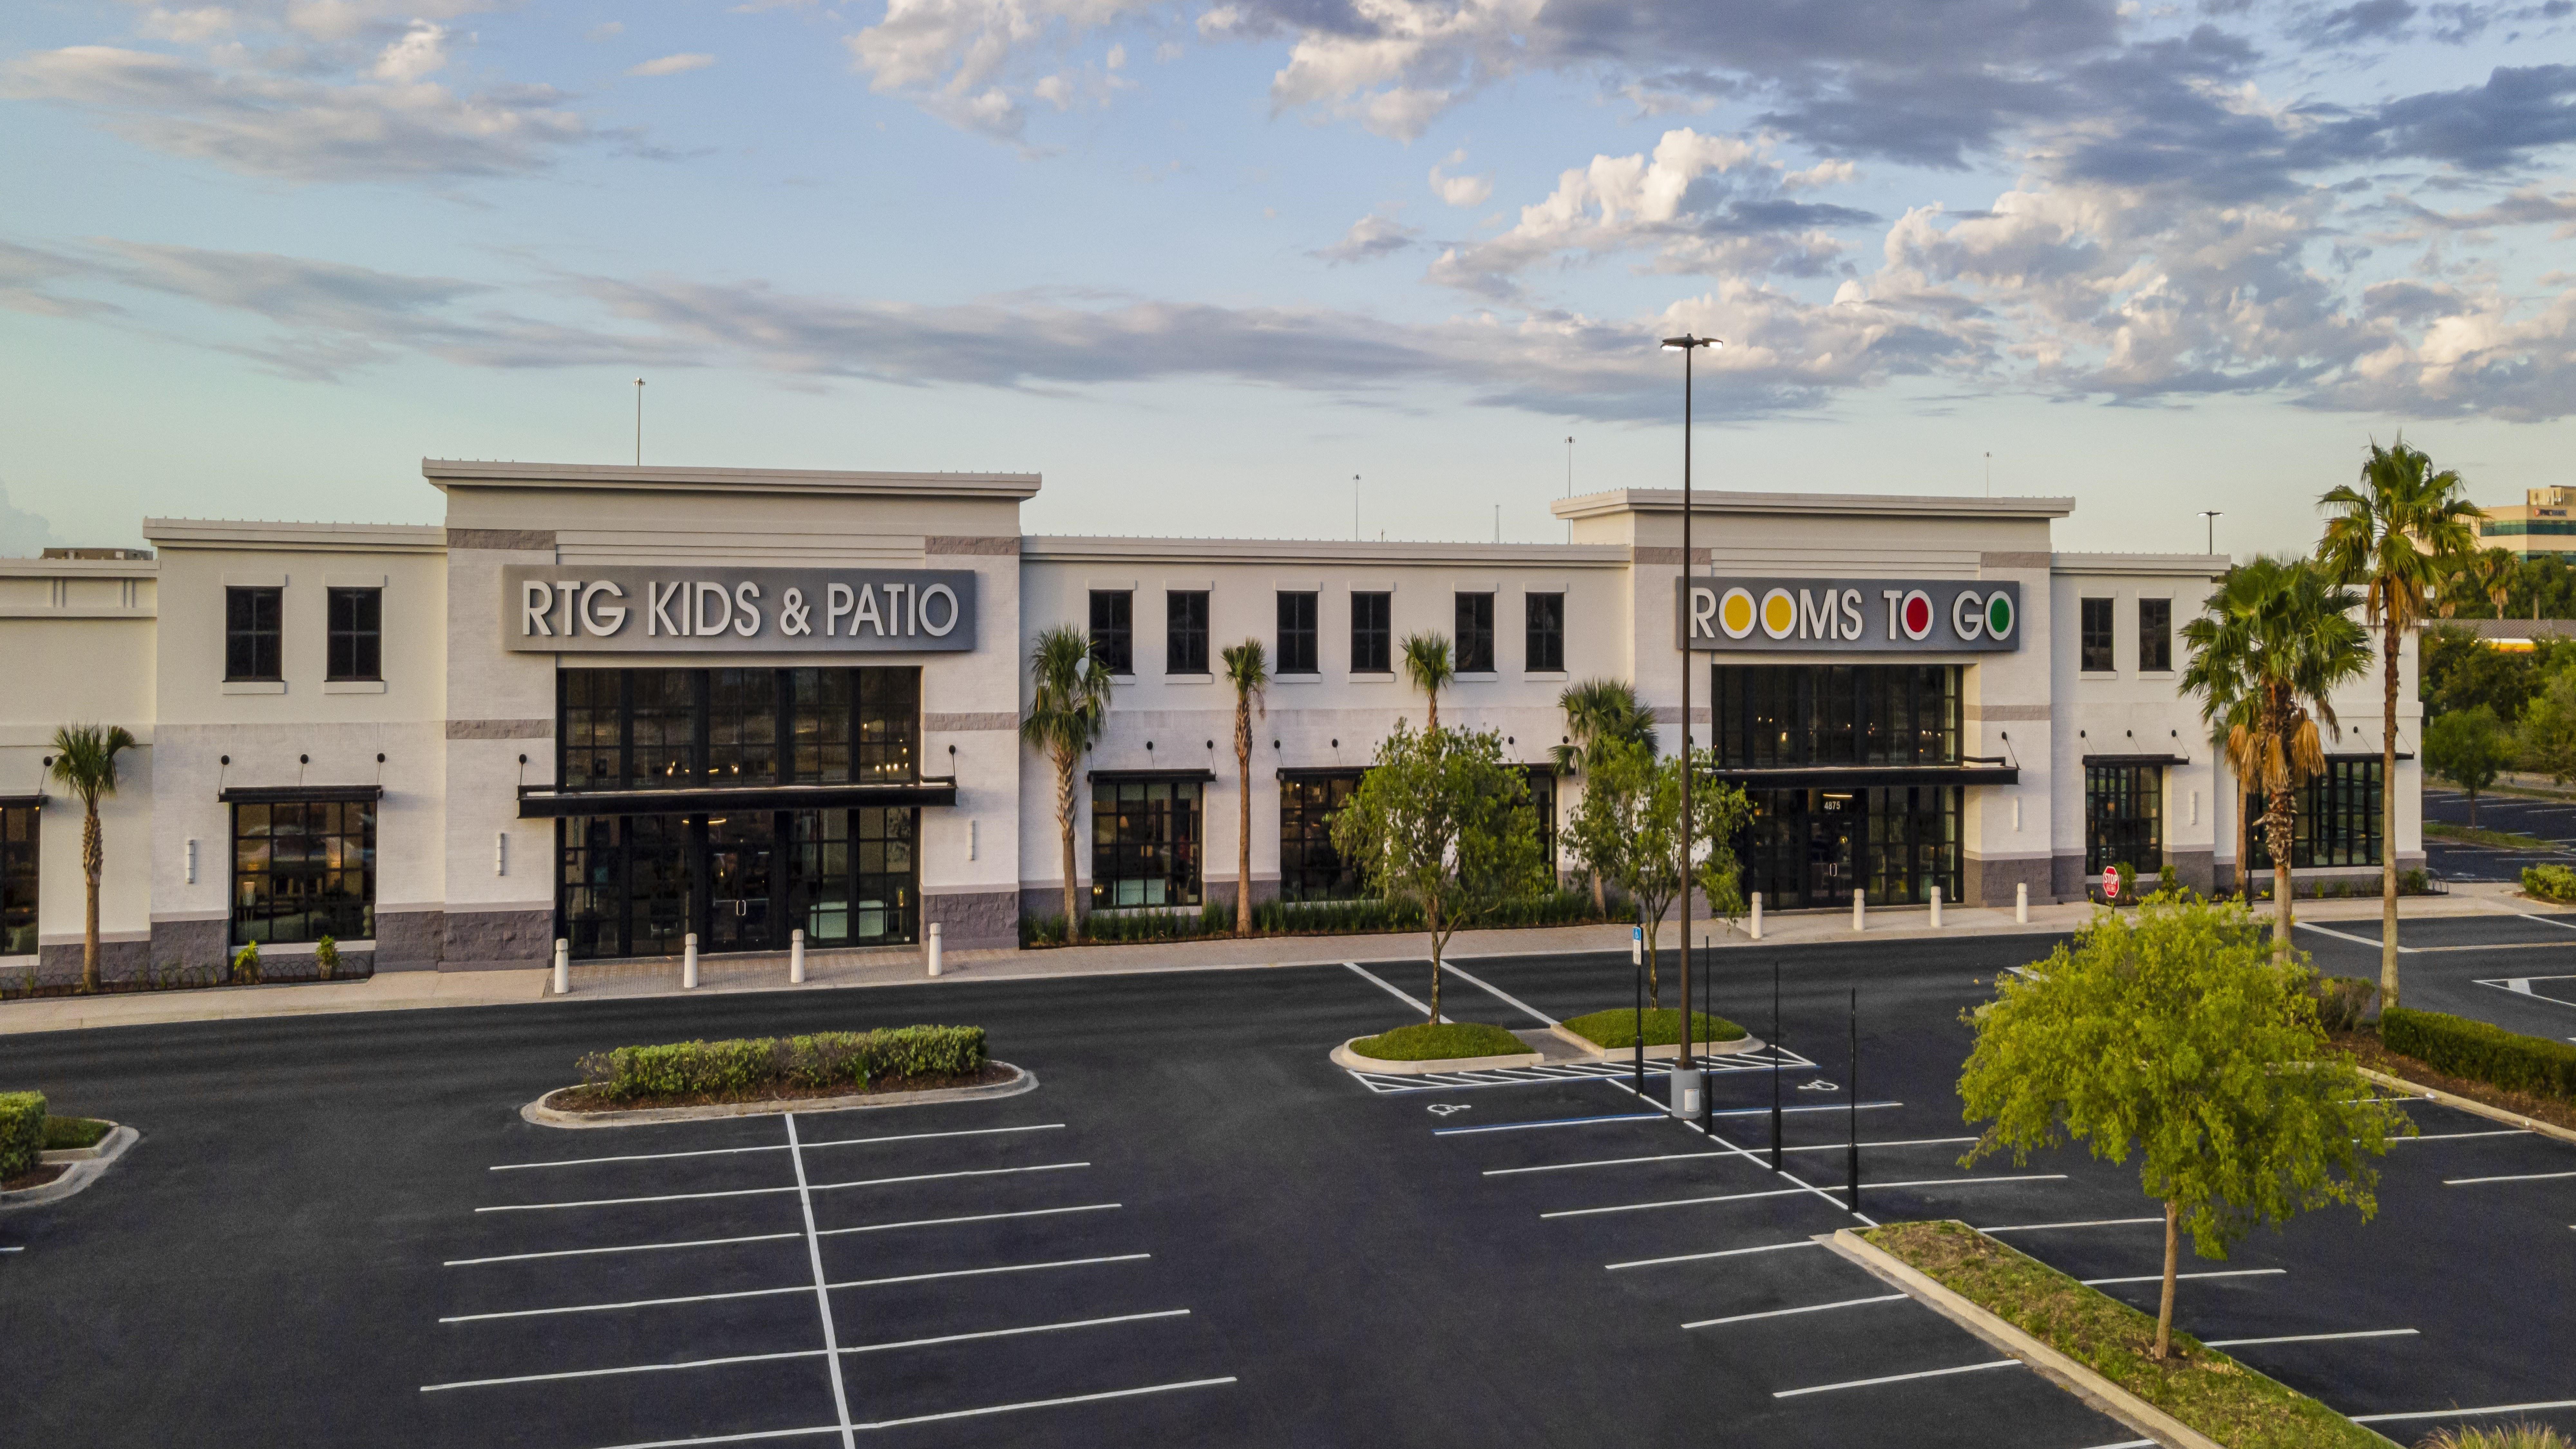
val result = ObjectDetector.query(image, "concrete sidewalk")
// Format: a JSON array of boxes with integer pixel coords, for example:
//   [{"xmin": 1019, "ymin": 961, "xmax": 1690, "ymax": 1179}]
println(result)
[{"xmin": 0, "ymin": 882, "xmax": 2531, "ymax": 1036}]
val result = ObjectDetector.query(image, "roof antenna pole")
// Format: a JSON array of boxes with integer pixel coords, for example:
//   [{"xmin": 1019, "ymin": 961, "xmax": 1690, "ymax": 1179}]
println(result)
[{"xmin": 634, "ymin": 378, "xmax": 646, "ymax": 466}]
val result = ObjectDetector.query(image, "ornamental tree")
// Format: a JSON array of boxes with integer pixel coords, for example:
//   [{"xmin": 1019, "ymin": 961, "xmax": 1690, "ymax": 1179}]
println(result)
[
  {"xmin": 1561, "ymin": 737, "xmax": 1750, "ymax": 1009},
  {"xmin": 1959, "ymin": 895, "xmax": 2408, "ymax": 1360},
  {"xmin": 2423, "ymin": 705, "xmax": 2509, "ymax": 827},
  {"xmin": 1331, "ymin": 722, "xmax": 1548, "ymax": 1023}
]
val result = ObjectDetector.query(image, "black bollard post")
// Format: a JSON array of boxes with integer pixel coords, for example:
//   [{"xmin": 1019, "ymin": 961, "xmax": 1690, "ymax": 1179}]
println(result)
[
  {"xmin": 1846, "ymin": 986, "xmax": 1861, "ymax": 1215},
  {"xmin": 1769, "ymin": 958, "xmax": 1783, "ymax": 1172},
  {"xmin": 1633, "ymin": 961, "xmax": 1646, "ymax": 1098}
]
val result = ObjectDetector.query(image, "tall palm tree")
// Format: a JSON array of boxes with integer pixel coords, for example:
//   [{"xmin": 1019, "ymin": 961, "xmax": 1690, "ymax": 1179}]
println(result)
[
  {"xmin": 48, "ymin": 723, "xmax": 137, "ymax": 993},
  {"xmin": 1020, "ymin": 626, "xmax": 1114, "ymax": 942},
  {"xmin": 1401, "ymin": 632, "xmax": 1454, "ymax": 731},
  {"xmin": 2182, "ymin": 558, "xmax": 2371, "ymax": 954},
  {"xmin": 2318, "ymin": 439, "xmax": 2484, "ymax": 1010},
  {"xmin": 1553, "ymin": 678, "xmax": 1657, "ymax": 912},
  {"xmin": 1220, "ymin": 638, "xmax": 1270, "ymax": 935}
]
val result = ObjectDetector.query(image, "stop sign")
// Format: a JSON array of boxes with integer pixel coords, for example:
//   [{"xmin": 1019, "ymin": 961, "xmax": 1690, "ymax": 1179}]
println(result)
[{"xmin": 2102, "ymin": 866, "xmax": 2121, "ymax": 897}]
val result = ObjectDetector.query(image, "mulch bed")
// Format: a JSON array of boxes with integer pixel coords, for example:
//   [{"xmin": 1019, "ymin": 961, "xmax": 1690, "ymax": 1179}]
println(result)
[
  {"xmin": 2333, "ymin": 1029, "xmax": 2576, "ymax": 1134},
  {"xmin": 2, "ymin": 971, "xmax": 371, "ymax": 1002},
  {"xmin": 2, "ymin": 1164, "xmax": 68, "ymax": 1192},
  {"xmin": 550, "ymin": 1062, "xmax": 1015, "ymax": 1114}
]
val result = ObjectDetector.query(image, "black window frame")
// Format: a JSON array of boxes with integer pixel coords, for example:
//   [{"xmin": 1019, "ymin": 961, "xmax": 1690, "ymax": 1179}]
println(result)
[
  {"xmin": 2137, "ymin": 597, "xmax": 2173, "ymax": 673},
  {"xmin": 1277, "ymin": 591, "xmax": 1320, "ymax": 675},
  {"xmin": 2085, "ymin": 763, "xmax": 2164, "ymax": 874},
  {"xmin": 1711, "ymin": 664, "xmax": 1961, "ymax": 768},
  {"xmin": 1279, "ymin": 772, "xmax": 1367, "ymax": 901},
  {"xmin": 2246, "ymin": 759, "xmax": 2383, "ymax": 870},
  {"xmin": 225, "ymin": 585, "xmax": 282, "ymax": 682},
  {"xmin": 231, "ymin": 798, "xmax": 375, "ymax": 947},
  {"xmin": 1166, "ymin": 590, "xmax": 1209, "ymax": 675},
  {"xmin": 1455, "ymin": 592, "xmax": 1496, "ymax": 673},
  {"xmin": 1091, "ymin": 777, "xmax": 1203, "ymax": 909},
  {"xmin": 1737, "ymin": 784, "xmax": 1961, "ymax": 910},
  {"xmin": 2080, "ymin": 597, "xmax": 2116, "ymax": 673},
  {"xmin": 0, "ymin": 804, "xmax": 36, "ymax": 958},
  {"xmin": 326, "ymin": 586, "xmax": 382, "ymax": 682},
  {"xmin": 1350, "ymin": 591, "xmax": 1391, "ymax": 673},
  {"xmin": 557, "ymin": 667, "xmax": 921, "ymax": 793},
  {"xmin": 1088, "ymin": 590, "xmax": 1134, "ymax": 676},
  {"xmin": 1524, "ymin": 592, "xmax": 1564, "ymax": 673}
]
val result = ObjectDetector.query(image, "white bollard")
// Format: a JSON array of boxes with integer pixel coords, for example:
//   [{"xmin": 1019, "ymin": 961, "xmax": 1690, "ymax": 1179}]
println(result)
[
  {"xmin": 926, "ymin": 921, "xmax": 944, "ymax": 978},
  {"xmin": 1852, "ymin": 888, "xmax": 1866, "ymax": 933},
  {"xmin": 2016, "ymin": 882, "xmax": 2029, "ymax": 925},
  {"xmin": 1749, "ymin": 892, "xmax": 1763, "ymax": 942},
  {"xmin": 683, "ymin": 932, "xmax": 699, "ymax": 990},
  {"xmin": 1929, "ymin": 885, "xmax": 1942, "ymax": 929},
  {"xmin": 552, "ymin": 938, "xmax": 569, "ymax": 996},
  {"xmin": 790, "ymin": 927, "xmax": 806, "ymax": 984}
]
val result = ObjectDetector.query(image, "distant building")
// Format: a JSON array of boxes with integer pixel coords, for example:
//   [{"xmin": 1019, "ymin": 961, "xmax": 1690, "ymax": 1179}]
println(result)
[{"xmin": 2475, "ymin": 487, "xmax": 2576, "ymax": 559}]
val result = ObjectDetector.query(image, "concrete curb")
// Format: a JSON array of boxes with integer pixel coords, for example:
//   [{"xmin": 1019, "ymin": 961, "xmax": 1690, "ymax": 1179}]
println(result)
[
  {"xmin": 2, "ymin": 1124, "xmax": 137, "ymax": 1210},
  {"xmin": 1821, "ymin": 1226, "xmax": 2225, "ymax": 1449},
  {"xmin": 1328, "ymin": 1037, "xmax": 1542, "ymax": 1074},
  {"xmin": 519, "ymin": 1062, "xmax": 1036, "ymax": 1129},
  {"xmin": 1546, "ymin": 1023, "xmax": 1766, "ymax": 1062},
  {"xmin": 2358, "ymin": 1066, "xmax": 2576, "ymax": 1148}
]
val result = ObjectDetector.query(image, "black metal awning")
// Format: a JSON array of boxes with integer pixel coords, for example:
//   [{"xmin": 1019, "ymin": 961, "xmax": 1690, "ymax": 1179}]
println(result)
[
  {"xmin": 1708, "ymin": 765, "xmax": 2020, "ymax": 789},
  {"xmin": 1274, "ymin": 766, "xmax": 1368, "ymax": 782},
  {"xmin": 2082, "ymin": 753, "xmax": 2188, "ymax": 767},
  {"xmin": 221, "ymin": 785, "xmax": 387, "ymax": 804},
  {"xmin": 0, "ymin": 794, "xmax": 41, "ymax": 809},
  {"xmin": 516, "ymin": 778, "xmax": 959, "ymax": 819},
  {"xmin": 1086, "ymin": 768, "xmax": 1217, "ymax": 785}
]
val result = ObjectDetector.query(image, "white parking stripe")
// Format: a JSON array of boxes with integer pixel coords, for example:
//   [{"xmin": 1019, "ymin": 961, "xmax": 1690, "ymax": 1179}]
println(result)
[
  {"xmin": 444, "ymin": 1231, "xmax": 802, "ymax": 1267},
  {"xmin": 800, "ymin": 1124, "xmax": 1067, "ymax": 1152},
  {"xmin": 2446, "ymin": 1169, "xmax": 2576, "ymax": 1185},
  {"xmin": 2201, "ymin": 1328, "xmax": 2416, "ymax": 1347},
  {"xmin": 1606, "ymin": 1239, "xmax": 1823, "ymax": 1271},
  {"xmin": 2295, "ymin": 922, "xmax": 2416, "ymax": 953},
  {"xmin": 2079, "ymin": 1269, "xmax": 2284, "ymax": 1286},
  {"xmin": 1440, "ymin": 963, "xmax": 1558, "ymax": 1027},
  {"xmin": 847, "ymin": 1377, "xmax": 1237, "ymax": 1432},
  {"xmin": 785, "ymin": 1116, "xmax": 857, "ymax": 1449},
  {"xmin": 815, "ymin": 1204, "xmax": 1120, "ymax": 1237},
  {"xmin": 829, "ymin": 1253, "xmax": 1150, "ymax": 1289},
  {"xmin": 1542, "ymin": 1175, "xmax": 2064, "ymax": 1220},
  {"xmin": 2395, "ymin": 1129, "xmax": 2533, "ymax": 1142},
  {"xmin": 1774, "ymin": 1360, "xmax": 2020, "ymax": 1397},
  {"xmin": 842, "ymin": 1308, "xmax": 1192, "ymax": 1355},
  {"xmin": 488, "ymin": 1124, "xmax": 1067, "ymax": 1171},
  {"xmin": 583, "ymin": 1425, "xmax": 840, "ymax": 1449},
  {"xmin": 1779, "ymin": 1137, "xmax": 1981, "ymax": 1154},
  {"xmin": 1437, "ymin": 1112, "xmax": 1665, "ymax": 1136},
  {"xmin": 810, "ymin": 1162, "xmax": 1090, "ymax": 1193},
  {"xmin": 1485, "ymin": 1151, "xmax": 1729, "ymax": 1176},
  {"xmin": 424, "ymin": 1348, "xmax": 824, "ymax": 1392},
  {"xmin": 1683, "ymin": 1293, "xmax": 1905, "ymax": 1328},
  {"xmin": 474, "ymin": 1160, "xmax": 1088, "ymax": 1213},
  {"xmin": 1977, "ymin": 1218, "xmax": 2164, "ymax": 1233},
  {"xmin": 442, "ymin": 1283, "xmax": 809, "ymax": 1323},
  {"xmin": 2352, "ymin": 1398, "xmax": 2576, "ymax": 1425},
  {"xmin": 2517, "ymin": 914, "xmax": 2576, "ymax": 932},
  {"xmin": 1343, "ymin": 961, "xmax": 1446, "ymax": 1022}
]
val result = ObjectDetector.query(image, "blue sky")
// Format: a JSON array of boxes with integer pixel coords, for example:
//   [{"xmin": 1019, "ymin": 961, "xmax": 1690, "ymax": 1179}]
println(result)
[{"xmin": 3, "ymin": 0, "xmax": 2573, "ymax": 558}]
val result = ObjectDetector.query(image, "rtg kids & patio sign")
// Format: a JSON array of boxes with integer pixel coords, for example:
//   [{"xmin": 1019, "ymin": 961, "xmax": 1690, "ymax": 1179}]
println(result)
[
  {"xmin": 500, "ymin": 565, "xmax": 978, "ymax": 653},
  {"xmin": 1675, "ymin": 578, "xmax": 2021, "ymax": 653}
]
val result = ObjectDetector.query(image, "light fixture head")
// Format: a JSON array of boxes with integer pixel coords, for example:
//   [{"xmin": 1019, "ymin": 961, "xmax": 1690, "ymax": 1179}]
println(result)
[{"xmin": 1660, "ymin": 334, "xmax": 1723, "ymax": 350}]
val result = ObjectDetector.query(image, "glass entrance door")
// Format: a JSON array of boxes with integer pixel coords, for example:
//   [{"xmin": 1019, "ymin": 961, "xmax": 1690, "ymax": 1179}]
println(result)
[
  {"xmin": 706, "ymin": 813, "xmax": 778, "ymax": 952},
  {"xmin": 1808, "ymin": 793, "xmax": 1858, "ymax": 905}
]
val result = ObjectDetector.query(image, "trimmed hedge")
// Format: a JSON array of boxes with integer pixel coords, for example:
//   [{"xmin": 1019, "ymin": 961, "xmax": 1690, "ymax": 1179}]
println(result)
[
  {"xmin": 1020, "ymin": 888, "xmax": 1623, "ymax": 948},
  {"xmin": 2525, "ymin": 865, "xmax": 2576, "ymax": 904},
  {"xmin": 2384, "ymin": 1007, "xmax": 2576, "ymax": 1101},
  {"xmin": 0, "ymin": 1091, "xmax": 45, "ymax": 1181},
  {"xmin": 578, "ymin": 1027, "xmax": 986, "ymax": 1100}
]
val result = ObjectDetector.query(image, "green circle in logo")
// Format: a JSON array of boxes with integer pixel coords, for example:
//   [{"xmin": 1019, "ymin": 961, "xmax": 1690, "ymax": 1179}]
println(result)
[{"xmin": 1985, "ymin": 592, "xmax": 2015, "ymax": 640}]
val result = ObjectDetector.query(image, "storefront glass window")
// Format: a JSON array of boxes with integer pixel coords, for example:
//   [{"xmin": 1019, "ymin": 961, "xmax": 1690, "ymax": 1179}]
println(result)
[
  {"xmin": 2246, "ymin": 760, "xmax": 2382, "ymax": 870},
  {"xmin": 630, "ymin": 668, "xmax": 698, "ymax": 786},
  {"xmin": 708, "ymin": 668, "xmax": 778, "ymax": 784},
  {"xmin": 2086, "ymin": 764, "xmax": 2164, "ymax": 874},
  {"xmin": 1, "ymin": 805, "xmax": 35, "ymax": 956},
  {"xmin": 558, "ymin": 668, "xmax": 919, "ymax": 791},
  {"xmin": 1093, "ymin": 778, "xmax": 1201, "ymax": 908},
  {"xmin": 1712, "ymin": 665, "xmax": 1960, "ymax": 768},
  {"xmin": 232, "ymin": 799, "xmax": 374, "ymax": 945},
  {"xmin": 1737, "ymin": 786, "xmax": 1960, "ymax": 910},
  {"xmin": 1280, "ymin": 773, "xmax": 1365, "ymax": 901}
]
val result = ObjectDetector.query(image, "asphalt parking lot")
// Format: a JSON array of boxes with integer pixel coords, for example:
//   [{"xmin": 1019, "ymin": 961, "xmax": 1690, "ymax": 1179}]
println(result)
[
  {"xmin": 2425, "ymin": 785, "xmax": 2576, "ymax": 881},
  {"xmin": 5, "ymin": 929, "xmax": 2573, "ymax": 1447}
]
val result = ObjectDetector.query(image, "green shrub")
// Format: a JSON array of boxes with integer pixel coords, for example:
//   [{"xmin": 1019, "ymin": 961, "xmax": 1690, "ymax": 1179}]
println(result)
[
  {"xmin": 315, "ymin": 935, "xmax": 339, "ymax": 980},
  {"xmin": 2157, "ymin": 864, "xmax": 2178, "ymax": 897},
  {"xmin": 2417, "ymin": 1423, "xmax": 2572, "ymax": 1449},
  {"xmin": 2401, "ymin": 868, "xmax": 2431, "ymax": 894},
  {"xmin": 2313, "ymin": 976, "xmax": 2376, "ymax": 1033},
  {"xmin": 0, "ymin": 1092, "xmax": 44, "ymax": 1180},
  {"xmin": 2384, "ymin": 1007, "xmax": 2576, "ymax": 1101},
  {"xmin": 41, "ymin": 1116, "xmax": 111, "ymax": 1151},
  {"xmin": 577, "ymin": 1026, "xmax": 987, "ymax": 1100},
  {"xmin": 1562, "ymin": 1007, "xmax": 1747, "ymax": 1049},
  {"xmin": 2525, "ymin": 865, "xmax": 2576, "ymax": 904},
  {"xmin": 231, "ymin": 942, "xmax": 261, "ymax": 985},
  {"xmin": 1350, "ymin": 1021, "xmax": 1527, "ymax": 1061}
]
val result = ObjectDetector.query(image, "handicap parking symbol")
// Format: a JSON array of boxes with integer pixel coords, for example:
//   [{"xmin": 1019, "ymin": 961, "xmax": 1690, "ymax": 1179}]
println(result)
[
  {"xmin": 1426, "ymin": 1103, "xmax": 1473, "ymax": 1117},
  {"xmin": 1796, "ymin": 1078, "xmax": 1841, "ymax": 1093}
]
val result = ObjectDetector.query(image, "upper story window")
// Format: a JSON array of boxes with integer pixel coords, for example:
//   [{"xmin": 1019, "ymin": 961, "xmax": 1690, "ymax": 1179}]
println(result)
[
  {"xmin": 1166, "ymin": 590, "xmax": 1209, "ymax": 674},
  {"xmin": 2137, "ymin": 597, "xmax": 2172, "ymax": 672},
  {"xmin": 1088, "ymin": 590, "xmax": 1133, "ymax": 675},
  {"xmin": 1455, "ymin": 592, "xmax": 1496, "ymax": 673},
  {"xmin": 2080, "ymin": 597, "xmax": 2115, "ymax": 673},
  {"xmin": 1712, "ymin": 664, "xmax": 1960, "ymax": 768},
  {"xmin": 1525, "ymin": 593, "xmax": 1564, "ymax": 672},
  {"xmin": 225, "ymin": 586, "xmax": 281, "ymax": 681},
  {"xmin": 558, "ymin": 667, "xmax": 919, "ymax": 791},
  {"xmin": 327, "ymin": 586, "xmax": 382, "ymax": 682},
  {"xmin": 1351, "ymin": 591, "xmax": 1391, "ymax": 673},
  {"xmin": 1277, "ymin": 591, "xmax": 1319, "ymax": 674}
]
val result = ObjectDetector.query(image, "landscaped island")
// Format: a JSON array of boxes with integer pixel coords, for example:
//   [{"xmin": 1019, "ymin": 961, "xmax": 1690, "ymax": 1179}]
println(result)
[
  {"xmin": 551, "ymin": 1026, "xmax": 999, "ymax": 1113},
  {"xmin": 1560, "ymin": 1007, "xmax": 1745, "ymax": 1050},
  {"xmin": 1, "ymin": 1091, "xmax": 115, "ymax": 1192},
  {"xmin": 1346, "ymin": 1022, "xmax": 1528, "ymax": 1061}
]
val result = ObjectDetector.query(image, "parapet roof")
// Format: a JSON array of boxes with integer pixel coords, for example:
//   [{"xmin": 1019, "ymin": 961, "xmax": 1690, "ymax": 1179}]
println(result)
[
  {"xmin": 423, "ymin": 459, "xmax": 1042, "ymax": 500},
  {"xmin": 1553, "ymin": 488, "xmax": 2076, "ymax": 521}
]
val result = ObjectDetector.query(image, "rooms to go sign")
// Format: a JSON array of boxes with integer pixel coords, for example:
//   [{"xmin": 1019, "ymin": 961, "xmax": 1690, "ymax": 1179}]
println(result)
[
  {"xmin": 500, "ymin": 565, "xmax": 979, "ymax": 653},
  {"xmin": 1675, "ymin": 578, "xmax": 2021, "ymax": 653}
]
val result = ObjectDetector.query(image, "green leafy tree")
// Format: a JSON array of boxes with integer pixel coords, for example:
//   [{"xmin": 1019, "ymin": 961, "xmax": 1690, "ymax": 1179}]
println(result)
[
  {"xmin": 2319, "ymin": 437, "xmax": 2486, "ymax": 1010},
  {"xmin": 2181, "ymin": 557, "xmax": 2370, "ymax": 955},
  {"xmin": 48, "ymin": 723, "xmax": 137, "ymax": 994},
  {"xmin": 1561, "ymin": 738, "xmax": 1750, "ymax": 1007},
  {"xmin": 2421, "ymin": 626, "xmax": 2538, "ymax": 726},
  {"xmin": 1400, "ymin": 632, "xmax": 1454, "ymax": 730},
  {"xmin": 2517, "ymin": 667, "xmax": 2576, "ymax": 785},
  {"xmin": 2424, "ymin": 706, "xmax": 2510, "ymax": 826},
  {"xmin": 1691, "ymin": 753, "xmax": 1756, "ymax": 929},
  {"xmin": 1330, "ymin": 722, "xmax": 1548, "ymax": 1022},
  {"xmin": 1220, "ymin": 639, "xmax": 1269, "ymax": 934},
  {"xmin": 1020, "ymin": 625, "xmax": 1114, "ymax": 942},
  {"xmin": 1960, "ymin": 896, "xmax": 2408, "ymax": 1359},
  {"xmin": 1552, "ymin": 678, "xmax": 1657, "ymax": 912}
]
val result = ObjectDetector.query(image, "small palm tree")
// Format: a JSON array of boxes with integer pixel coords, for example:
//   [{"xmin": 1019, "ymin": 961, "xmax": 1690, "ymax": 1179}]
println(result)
[
  {"xmin": 2182, "ymin": 558, "xmax": 2371, "ymax": 954},
  {"xmin": 2318, "ymin": 437, "xmax": 2485, "ymax": 1010},
  {"xmin": 1401, "ymin": 632, "xmax": 1454, "ymax": 731},
  {"xmin": 1553, "ymin": 678, "xmax": 1656, "ymax": 912},
  {"xmin": 49, "ymin": 724, "xmax": 137, "ymax": 993},
  {"xmin": 1221, "ymin": 638, "xmax": 1270, "ymax": 935},
  {"xmin": 1020, "ymin": 626, "xmax": 1114, "ymax": 942}
]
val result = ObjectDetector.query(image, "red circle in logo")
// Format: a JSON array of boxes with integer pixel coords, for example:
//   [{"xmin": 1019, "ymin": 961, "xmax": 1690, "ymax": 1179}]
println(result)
[{"xmin": 1902, "ymin": 595, "xmax": 1932, "ymax": 635}]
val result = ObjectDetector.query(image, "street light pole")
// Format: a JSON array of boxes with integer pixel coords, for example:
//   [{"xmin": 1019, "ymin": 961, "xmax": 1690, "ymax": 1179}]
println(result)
[
  {"xmin": 633, "ymin": 377, "xmax": 645, "ymax": 466},
  {"xmin": 1662, "ymin": 333, "xmax": 1721, "ymax": 1073},
  {"xmin": 2200, "ymin": 510, "xmax": 2222, "ymax": 557}
]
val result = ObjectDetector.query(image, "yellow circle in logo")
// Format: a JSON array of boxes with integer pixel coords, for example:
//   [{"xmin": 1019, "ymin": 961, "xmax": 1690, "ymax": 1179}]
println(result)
[
  {"xmin": 1719, "ymin": 587, "xmax": 1757, "ymax": 639},
  {"xmin": 1760, "ymin": 588, "xmax": 1797, "ymax": 640}
]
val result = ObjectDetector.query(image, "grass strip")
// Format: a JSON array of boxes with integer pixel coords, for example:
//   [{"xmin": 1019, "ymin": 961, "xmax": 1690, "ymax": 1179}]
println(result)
[
  {"xmin": 1349, "ymin": 1022, "xmax": 1528, "ymax": 1061},
  {"xmin": 41, "ymin": 1116, "xmax": 111, "ymax": 1151},
  {"xmin": 1862, "ymin": 1220, "xmax": 2383, "ymax": 1449},
  {"xmin": 2426, "ymin": 821, "xmax": 2560, "ymax": 851},
  {"xmin": 1560, "ymin": 1007, "xmax": 1746, "ymax": 1050}
]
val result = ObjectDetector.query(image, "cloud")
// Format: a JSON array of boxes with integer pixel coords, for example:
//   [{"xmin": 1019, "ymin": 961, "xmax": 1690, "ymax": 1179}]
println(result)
[
  {"xmin": 0, "ymin": 484, "xmax": 62, "ymax": 558},
  {"xmin": 588, "ymin": 21, "xmax": 626, "ymax": 40},
  {"xmin": 1312, "ymin": 213, "xmax": 1420, "ymax": 263},
  {"xmin": 1428, "ymin": 153, "xmax": 1490, "ymax": 206},
  {"xmin": 842, "ymin": 0, "xmax": 1158, "ymax": 139},
  {"xmin": 628, "ymin": 53, "xmax": 717, "ymax": 77}
]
